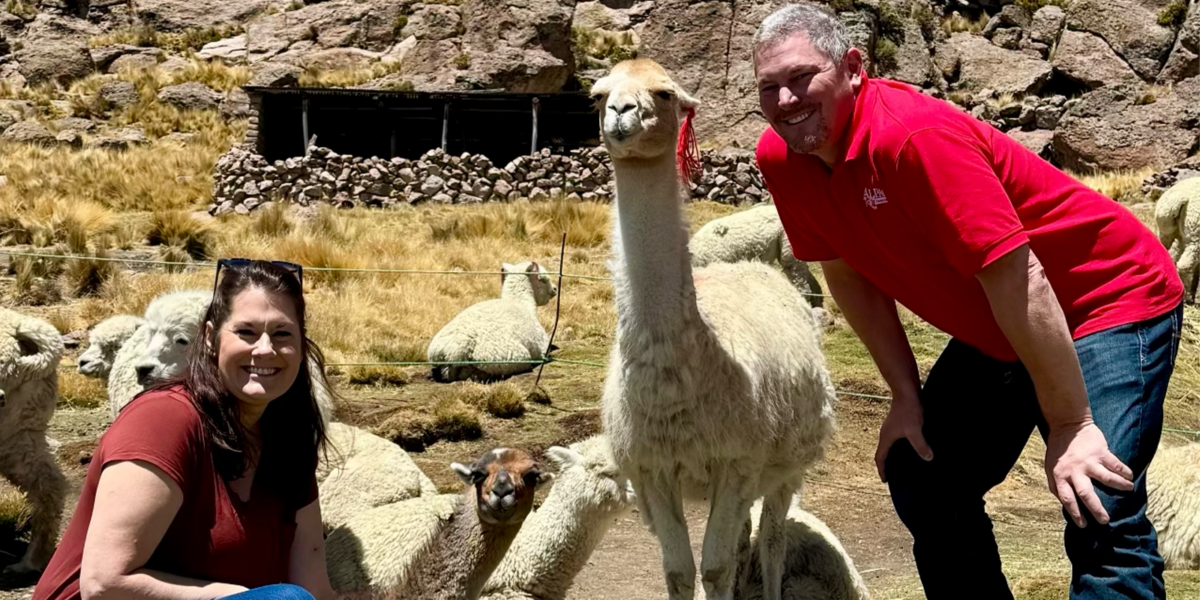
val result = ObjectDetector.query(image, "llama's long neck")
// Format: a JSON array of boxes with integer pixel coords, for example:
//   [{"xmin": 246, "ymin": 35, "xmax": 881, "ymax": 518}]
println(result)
[
  {"xmin": 609, "ymin": 152, "xmax": 698, "ymax": 333},
  {"xmin": 488, "ymin": 493, "xmax": 621, "ymax": 599},
  {"xmin": 400, "ymin": 491, "xmax": 524, "ymax": 600}
]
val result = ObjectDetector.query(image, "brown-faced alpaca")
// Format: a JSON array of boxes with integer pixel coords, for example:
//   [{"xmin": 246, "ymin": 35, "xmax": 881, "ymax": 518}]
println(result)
[
  {"xmin": 0, "ymin": 307, "xmax": 67, "ymax": 577},
  {"xmin": 591, "ymin": 59, "xmax": 837, "ymax": 600},
  {"xmin": 324, "ymin": 448, "xmax": 552, "ymax": 600}
]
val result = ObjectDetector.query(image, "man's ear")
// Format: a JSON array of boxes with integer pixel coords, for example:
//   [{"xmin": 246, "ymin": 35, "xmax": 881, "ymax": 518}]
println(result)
[{"xmin": 844, "ymin": 47, "xmax": 864, "ymax": 89}]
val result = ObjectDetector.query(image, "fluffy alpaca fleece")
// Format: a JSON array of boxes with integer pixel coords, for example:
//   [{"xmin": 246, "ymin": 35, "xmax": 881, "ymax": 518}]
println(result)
[
  {"xmin": 316, "ymin": 422, "xmax": 439, "ymax": 532},
  {"xmin": 0, "ymin": 307, "xmax": 67, "ymax": 576},
  {"xmin": 1147, "ymin": 442, "xmax": 1200, "ymax": 569},
  {"xmin": 1155, "ymin": 176, "xmax": 1200, "ymax": 302},
  {"xmin": 480, "ymin": 435, "xmax": 637, "ymax": 600},
  {"xmin": 107, "ymin": 289, "xmax": 211, "ymax": 418},
  {"xmin": 734, "ymin": 497, "xmax": 871, "ymax": 600},
  {"xmin": 77, "ymin": 314, "xmax": 144, "ymax": 379},
  {"xmin": 592, "ymin": 59, "xmax": 837, "ymax": 600},
  {"xmin": 688, "ymin": 203, "xmax": 825, "ymax": 308},
  {"xmin": 427, "ymin": 261, "xmax": 557, "ymax": 383},
  {"xmin": 107, "ymin": 289, "xmax": 335, "ymax": 425},
  {"xmin": 325, "ymin": 448, "xmax": 552, "ymax": 600}
]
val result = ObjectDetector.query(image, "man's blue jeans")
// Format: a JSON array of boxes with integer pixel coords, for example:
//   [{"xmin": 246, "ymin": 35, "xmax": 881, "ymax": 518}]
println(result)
[
  {"xmin": 223, "ymin": 584, "xmax": 315, "ymax": 600},
  {"xmin": 884, "ymin": 303, "xmax": 1183, "ymax": 600}
]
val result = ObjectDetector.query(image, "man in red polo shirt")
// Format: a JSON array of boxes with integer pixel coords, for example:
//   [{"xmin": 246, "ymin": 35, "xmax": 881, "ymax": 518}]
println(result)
[{"xmin": 752, "ymin": 3, "xmax": 1184, "ymax": 599}]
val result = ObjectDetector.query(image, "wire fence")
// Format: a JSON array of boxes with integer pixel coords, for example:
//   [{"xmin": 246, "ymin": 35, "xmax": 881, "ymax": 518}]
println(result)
[{"xmin": 9, "ymin": 247, "xmax": 1198, "ymax": 438}]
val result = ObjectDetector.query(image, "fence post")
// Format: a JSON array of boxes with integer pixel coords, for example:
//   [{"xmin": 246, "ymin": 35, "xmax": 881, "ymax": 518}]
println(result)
[
  {"xmin": 531, "ymin": 97, "xmax": 540, "ymax": 155},
  {"xmin": 301, "ymin": 97, "xmax": 310, "ymax": 155},
  {"xmin": 441, "ymin": 101, "xmax": 450, "ymax": 152}
]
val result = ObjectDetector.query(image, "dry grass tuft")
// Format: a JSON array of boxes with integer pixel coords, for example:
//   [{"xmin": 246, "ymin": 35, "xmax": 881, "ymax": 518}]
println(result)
[
  {"xmin": 0, "ymin": 489, "xmax": 32, "ymax": 543},
  {"xmin": 1071, "ymin": 167, "xmax": 1158, "ymax": 201},
  {"xmin": 146, "ymin": 211, "xmax": 214, "ymax": 260},
  {"xmin": 456, "ymin": 382, "xmax": 526, "ymax": 419},
  {"xmin": 0, "ymin": 197, "xmax": 115, "ymax": 248},
  {"xmin": 59, "ymin": 370, "xmax": 108, "ymax": 409},
  {"xmin": 428, "ymin": 200, "xmax": 610, "ymax": 247},
  {"xmin": 345, "ymin": 366, "xmax": 411, "ymax": 386},
  {"xmin": 10, "ymin": 254, "xmax": 64, "ymax": 306},
  {"xmin": 381, "ymin": 397, "xmax": 484, "ymax": 452},
  {"xmin": 941, "ymin": 11, "xmax": 989, "ymax": 35},
  {"xmin": 89, "ymin": 24, "xmax": 243, "ymax": 54},
  {"xmin": 63, "ymin": 247, "xmax": 118, "ymax": 297},
  {"xmin": 298, "ymin": 60, "xmax": 404, "ymax": 88},
  {"xmin": 250, "ymin": 203, "xmax": 294, "ymax": 238}
]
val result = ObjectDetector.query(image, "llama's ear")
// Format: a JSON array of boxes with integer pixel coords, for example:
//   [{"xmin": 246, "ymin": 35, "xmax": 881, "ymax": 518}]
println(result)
[
  {"xmin": 534, "ymin": 468, "xmax": 555, "ymax": 489},
  {"xmin": 677, "ymin": 86, "xmax": 700, "ymax": 111},
  {"xmin": 451, "ymin": 462, "xmax": 474, "ymax": 484},
  {"xmin": 589, "ymin": 75, "xmax": 614, "ymax": 101},
  {"xmin": 545, "ymin": 446, "xmax": 580, "ymax": 470},
  {"xmin": 526, "ymin": 261, "xmax": 539, "ymax": 273}
]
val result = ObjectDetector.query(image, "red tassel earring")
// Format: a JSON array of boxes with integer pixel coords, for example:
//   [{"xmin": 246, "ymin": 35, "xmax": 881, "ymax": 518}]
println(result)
[{"xmin": 676, "ymin": 107, "xmax": 701, "ymax": 184}]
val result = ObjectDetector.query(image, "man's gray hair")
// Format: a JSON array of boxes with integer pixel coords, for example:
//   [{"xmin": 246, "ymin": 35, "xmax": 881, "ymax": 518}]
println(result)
[{"xmin": 754, "ymin": 2, "xmax": 851, "ymax": 63}]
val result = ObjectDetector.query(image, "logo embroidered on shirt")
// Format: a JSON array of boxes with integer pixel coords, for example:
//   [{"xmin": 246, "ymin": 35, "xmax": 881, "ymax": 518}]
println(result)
[{"xmin": 864, "ymin": 187, "xmax": 888, "ymax": 209}]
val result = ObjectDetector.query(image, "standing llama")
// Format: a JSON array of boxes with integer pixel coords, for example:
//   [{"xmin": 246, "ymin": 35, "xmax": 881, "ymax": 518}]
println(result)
[{"xmin": 591, "ymin": 59, "xmax": 837, "ymax": 600}]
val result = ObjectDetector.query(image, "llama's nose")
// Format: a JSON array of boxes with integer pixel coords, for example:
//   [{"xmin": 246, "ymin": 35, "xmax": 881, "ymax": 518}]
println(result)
[
  {"xmin": 135, "ymin": 365, "xmax": 155, "ymax": 381},
  {"xmin": 608, "ymin": 101, "xmax": 636, "ymax": 115},
  {"xmin": 491, "ymin": 470, "xmax": 515, "ymax": 499}
]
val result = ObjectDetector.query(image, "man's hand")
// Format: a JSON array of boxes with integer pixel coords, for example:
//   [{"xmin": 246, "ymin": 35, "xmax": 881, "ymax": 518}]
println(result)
[
  {"xmin": 875, "ymin": 394, "xmax": 933, "ymax": 482},
  {"xmin": 1044, "ymin": 419, "xmax": 1134, "ymax": 527}
]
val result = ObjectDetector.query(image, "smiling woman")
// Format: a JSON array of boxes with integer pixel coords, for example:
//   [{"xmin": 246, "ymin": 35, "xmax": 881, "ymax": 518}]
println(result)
[{"xmin": 31, "ymin": 260, "xmax": 337, "ymax": 600}]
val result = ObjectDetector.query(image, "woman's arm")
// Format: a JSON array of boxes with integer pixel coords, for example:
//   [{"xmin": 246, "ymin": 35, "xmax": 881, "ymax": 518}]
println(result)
[
  {"xmin": 287, "ymin": 499, "xmax": 334, "ymax": 600},
  {"xmin": 80, "ymin": 461, "xmax": 249, "ymax": 600}
]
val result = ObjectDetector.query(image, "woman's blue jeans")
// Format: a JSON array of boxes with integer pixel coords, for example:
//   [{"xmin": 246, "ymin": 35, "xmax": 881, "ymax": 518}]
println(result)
[
  {"xmin": 223, "ymin": 584, "xmax": 315, "ymax": 600},
  {"xmin": 884, "ymin": 303, "xmax": 1183, "ymax": 600}
]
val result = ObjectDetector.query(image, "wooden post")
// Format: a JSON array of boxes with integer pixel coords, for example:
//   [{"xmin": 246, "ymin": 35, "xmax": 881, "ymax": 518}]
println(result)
[
  {"xmin": 301, "ymin": 97, "xmax": 310, "ymax": 155},
  {"xmin": 531, "ymin": 97, "xmax": 540, "ymax": 155},
  {"xmin": 441, "ymin": 102, "xmax": 450, "ymax": 152}
]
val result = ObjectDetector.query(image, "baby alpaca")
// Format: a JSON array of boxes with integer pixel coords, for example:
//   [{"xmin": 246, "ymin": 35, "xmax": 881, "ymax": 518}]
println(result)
[
  {"xmin": 1154, "ymin": 177, "xmax": 1199, "ymax": 302},
  {"xmin": 325, "ymin": 448, "xmax": 552, "ymax": 600},
  {"xmin": 317, "ymin": 422, "xmax": 439, "ymax": 532},
  {"xmin": 427, "ymin": 261, "xmax": 557, "ymax": 383},
  {"xmin": 735, "ymin": 497, "xmax": 871, "ymax": 600},
  {"xmin": 1146, "ymin": 442, "xmax": 1199, "ymax": 569},
  {"xmin": 77, "ymin": 314, "xmax": 144, "ymax": 379},
  {"xmin": 480, "ymin": 435, "xmax": 637, "ymax": 600},
  {"xmin": 0, "ymin": 307, "xmax": 67, "ymax": 577}
]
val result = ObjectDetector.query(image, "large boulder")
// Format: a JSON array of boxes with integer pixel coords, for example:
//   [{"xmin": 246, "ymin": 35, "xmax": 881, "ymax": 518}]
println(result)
[
  {"xmin": 109, "ymin": 50, "xmax": 163, "ymax": 73},
  {"xmin": 1, "ymin": 120, "xmax": 57, "ymax": 146},
  {"xmin": 1029, "ymin": 5, "xmax": 1065, "ymax": 45},
  {"xmin": 134, "ymin": 0, "xmax": 271, "ymax": 31},
  {"xmin": 197, "ymin": 35, "xmax": 248, "ymax": 64},
  {"xmin": 455, "ymin": 0, "xmax": 576, "ymax": 93},
  {"xmin": 220, "ymin": 88, "xmax": 253, "ymax": 120},
  {"xmin": 98, "ymin": 80, "xmax": 140, "ymax": 110},
  {"xmin": 573, "ymin": 0, "xmax": 653, "ymax": 31},
  {"xmin": 1007, "ymin": 128, "xmax": 1054, "ymax": 159},
  {"xmin": 15, "ymin": 15, "xmax": 96, "ymax": 85},
  {"xmin": 1051, "ymin": 29, "xmax": 1142, "ymax": 89},
  {"xmin": 246, "ymin": 0, "xmax": 404, "ymax": 63},
  {"xmin": 156, "ymin": 82, "xmax": 223, "ymax": 111},
  {"xmin": 300, "ymin": 47, "xmax": 382, "ymax": 72},
  {"xmin": 937, "ymin": 32, "xmax": 1052, "ymax": 95},
  {"xmin": 1066, "ymin": 0, "xmax": 1176, "ymax": 81},
  {"xmin": 1159, "ymin": 2, "xmax": 1199, "ymax": 83},
  {"xmin": 1052, "ymin": 78, "xmax": 1200, "ymax": 172},
  {"xmin": 402, "ymin": 4, "xmax": 462, "ymax": 41},
  {"xmin": 248, "ymin": 62, "xmax": 303, "ymax": 87},
  {"xmin": 887, "ymin": 12, "xmax": 936, "ymax": 87}
]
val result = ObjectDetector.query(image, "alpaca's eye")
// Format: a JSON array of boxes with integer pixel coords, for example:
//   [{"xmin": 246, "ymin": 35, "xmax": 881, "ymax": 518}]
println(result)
[
  {"xmin": 175, "ymin": 337, "xmax": 189, "ymax": 346},
  {"xmin": 655, "ymin": 90, "xmax": 674, "ymax": 100}
]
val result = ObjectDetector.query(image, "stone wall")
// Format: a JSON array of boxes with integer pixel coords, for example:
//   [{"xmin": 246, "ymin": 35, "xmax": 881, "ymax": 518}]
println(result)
[{"xmin": 209, "ymin": 144, "xmax": 769, "ymax": 214}]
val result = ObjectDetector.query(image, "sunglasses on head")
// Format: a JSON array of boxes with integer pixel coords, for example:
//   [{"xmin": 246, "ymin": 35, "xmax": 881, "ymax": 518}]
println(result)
[{"xmin": 212, "ymin": 258, "xmax": 304, "ymax": 290}]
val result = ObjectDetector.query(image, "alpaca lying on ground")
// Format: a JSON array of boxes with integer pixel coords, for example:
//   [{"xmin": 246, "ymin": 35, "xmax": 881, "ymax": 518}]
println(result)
[
  {"xmin": 76, "ymin": 314, "xmax": 144, "ymax": 380},
  {"xmin": 480, "ymin": 435, "xmax": 636, "ymax": 600},
  {"xmin": 689, "ymin": 203, "xmax": 825, "ymax": 308},
  {"xmin": 592, "ymin": 59, "xmax": 837, "ymax": 600},
  {"xmin": 325, "ymin": 448, "xmax": 552, "ymax": 600},
  {"xmin": 317, "ymin": 422, "xmax": 440, "ymax": 532},
  {"xmin": 107, "ymin": 289, "xmax": 334, "ymax": 425},
  {"xmin": 1146, "ymin": 442, "xmax": 1199, "ymax": 569},
  {"xmin": 0, "ymin": 307, "xmax": 67, "ymax": 577},
  {"xmin": 427, "ymin": 261, "xmax": 558, "ymax": 383},
  {"xmin": 1155, "ymin": 176, "xmax": 1200, "ymax": 302},
  {"xmin": 734, "ymin": 496, "xmax": 871, "ymax": 600}
]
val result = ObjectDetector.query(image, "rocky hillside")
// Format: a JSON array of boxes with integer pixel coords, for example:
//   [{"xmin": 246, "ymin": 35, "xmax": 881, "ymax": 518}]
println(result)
[{"xmin": 0, "ymin": 0, "xmax": 1197, "ymax": 177}]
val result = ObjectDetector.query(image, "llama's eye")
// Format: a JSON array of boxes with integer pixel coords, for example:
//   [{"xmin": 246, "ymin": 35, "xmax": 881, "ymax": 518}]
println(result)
[
  {"xmin": 655, "ymin": 90, "xmax": 674, "ymax": 100},
  {"xmin": 175, "ymin": 337, "xmax": 189, "ymax": 346}
]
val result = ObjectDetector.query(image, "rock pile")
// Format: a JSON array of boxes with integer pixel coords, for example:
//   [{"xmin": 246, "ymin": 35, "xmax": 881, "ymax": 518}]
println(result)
[{"xmin": 209, "ymin": 145, "xmax": 770, "ymax": 214}]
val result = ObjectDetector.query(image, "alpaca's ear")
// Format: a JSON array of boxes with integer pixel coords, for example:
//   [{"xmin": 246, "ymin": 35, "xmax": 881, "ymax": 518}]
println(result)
[
  {"xmin": 677, "ymin": 86, "xmax": 700, "ymax": 111},
  {"xmin": 589, "ymin": 75, "xmax": 614, "ymax": 101},
  {"xmin": 451, "ymin": 462, "xmax": 474, "ymax": 484},
  {"xmin": 526, "ymin": 261, "xmax": 540, "ymax": 273},
  {"xmin": 545, "ymin": 446, "xmax": 580, "ymax": 470}
]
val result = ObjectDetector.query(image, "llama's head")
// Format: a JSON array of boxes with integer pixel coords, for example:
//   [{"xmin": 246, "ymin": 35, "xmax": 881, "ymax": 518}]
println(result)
[
  {"xmin": 133, "ymin": 290, "xmax": 211, "ymax": 386},
  {"xmin": 0, "ymin": 308, "xmax": 63, "ymax": 390},
  {"xmin": 590, "ymin": 59, "xmax": 699, "ymax": 160},
  {"xmin": 453, "ymin": 447, "xmax": 553, "ymax": 526},
  {"xmin": 501, "ymin": 261, "xmax": 557, "ymax": 306},
  {"xmin": 544, "ymin": 435, "xmax": 636, "ymax": 516},
  {"xmin": 78, "ymin": 314, "xmax": 144, "ymax": 379}
]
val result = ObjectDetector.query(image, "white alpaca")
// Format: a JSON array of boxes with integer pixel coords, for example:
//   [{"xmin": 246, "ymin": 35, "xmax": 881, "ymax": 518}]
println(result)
[
  {"xmin": 591, "ymin": 59, "xmax": 837, "ymax": 600},
  {"xmin": 317, "ymin": 422, "xmax": 439, "ymax": 533},
  {"xmin": 734, "ymin": 496, "xmax": 871, "ymax": 600},
  {"xmin": 427, "ymin": 261, "xmax": 558, "ymax": 383},
  {"xmin": 479, "ymin": 435, "xmax": 637, "ymax": 600},
  {"xmin": 1154, "ymin": 177, "xmax": 1199, "ymax": 302},
  {"xmin": 0, "ymin": 307, "xmax": 67, "ymax": 576},
  {"xmin": 77, "ymin": 314, "xmax": 144, "ymax": 379},
  {"xmin": 689, "ymin": 203, "xmax": 825, "ymax": 308},
  {"xmin": 1146, "ymin": 442, "xmax": 1199, "ymax": 569}
]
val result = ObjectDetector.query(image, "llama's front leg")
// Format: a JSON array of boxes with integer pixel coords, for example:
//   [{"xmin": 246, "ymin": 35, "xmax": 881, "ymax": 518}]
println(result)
[
  {"xmin": 1, "ymin": 430, "xmax": 67, "ymax": 576},
  {"xmin": 756, "ymin": 486, "xmax": 795, "ymax": 600},
  {"xmin": 699, "ymin": 468, "xmax": 752, "ymax": 600},
  {"xmin": 638, "ymin": 471, "xmax": 695, "ymax": 600}
]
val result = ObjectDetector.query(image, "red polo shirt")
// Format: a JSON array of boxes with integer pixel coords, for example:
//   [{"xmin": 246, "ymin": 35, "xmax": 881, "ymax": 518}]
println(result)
[{"xmin": 755, "ymin": 73, "xmax": 1183, "ymax": 361}]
